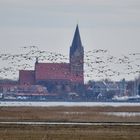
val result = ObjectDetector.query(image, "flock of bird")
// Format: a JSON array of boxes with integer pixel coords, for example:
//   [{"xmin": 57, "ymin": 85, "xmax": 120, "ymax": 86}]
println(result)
[
  {"xmin": 85, "ymin": 50, "xmax": 140, "ymax": 79},
  {"xmin": 0, "ymin": 46, "xmax": 140, "ymax": 80}
]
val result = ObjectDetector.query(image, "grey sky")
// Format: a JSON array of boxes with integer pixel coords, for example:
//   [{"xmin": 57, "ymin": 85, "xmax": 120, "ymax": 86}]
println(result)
[{"xmin": 0, "ymin": 0, "xmax": 140, "ymax": 81}]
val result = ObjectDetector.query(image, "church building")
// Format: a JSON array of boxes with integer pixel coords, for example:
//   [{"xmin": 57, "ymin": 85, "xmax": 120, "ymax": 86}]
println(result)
[{"xmin": 19, "ymin": 25, "xmax": 84, "ymax": 86}]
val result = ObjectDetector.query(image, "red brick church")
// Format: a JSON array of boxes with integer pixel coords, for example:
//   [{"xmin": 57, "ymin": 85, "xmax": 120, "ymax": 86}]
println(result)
[{"xmin": 19, "ymin": 25, "xmax": 84, "ymax": 86}]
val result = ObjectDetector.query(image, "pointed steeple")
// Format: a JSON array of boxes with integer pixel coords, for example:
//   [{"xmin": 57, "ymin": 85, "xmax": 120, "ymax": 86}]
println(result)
[{"xmin": 70, "ymin": 25, "xmax": 83, "ymax": 55}]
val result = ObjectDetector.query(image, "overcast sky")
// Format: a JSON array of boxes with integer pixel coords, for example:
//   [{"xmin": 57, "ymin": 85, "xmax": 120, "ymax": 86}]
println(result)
[{"xmin": 0, "ymin": 0, "xmax": 140, "ymax": 80}]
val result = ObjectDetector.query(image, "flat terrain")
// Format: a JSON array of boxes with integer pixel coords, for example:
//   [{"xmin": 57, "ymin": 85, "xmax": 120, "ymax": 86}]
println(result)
[
  {"xmin": 0, "ymin": 106, "xmax": 140, "ymax": 122},
  {"xmin": 0, "ymin": 124, "xmax": 140, "ymax": 140},
  {"xmin": 0, "ymin": 106, "xmax": 140, "ymax": 140}
]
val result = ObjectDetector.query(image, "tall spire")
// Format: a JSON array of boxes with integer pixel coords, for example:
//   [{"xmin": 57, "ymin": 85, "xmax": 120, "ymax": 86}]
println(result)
[
  {"xmin": 70, "ymin": 24, "xmax": 83, "ymax": 55},
  {"xmin": 69, "ymin": 25, "xmax": 84, "ymax": 82}
]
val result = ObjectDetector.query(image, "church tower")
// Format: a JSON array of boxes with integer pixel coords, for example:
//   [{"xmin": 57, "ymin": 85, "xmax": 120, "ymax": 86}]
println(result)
[{"xmin": 70, "ymin": 25, "xmax": 84, "ymax": 81}]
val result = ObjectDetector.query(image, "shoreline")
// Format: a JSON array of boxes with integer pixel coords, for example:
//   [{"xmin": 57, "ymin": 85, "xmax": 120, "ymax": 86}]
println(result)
[{"xmin": 0, "ymin": 101, "xmax": 140, "ymax": 107}]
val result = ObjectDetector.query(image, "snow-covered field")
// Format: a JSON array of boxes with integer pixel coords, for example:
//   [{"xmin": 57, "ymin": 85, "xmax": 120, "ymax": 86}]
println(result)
[{"xmin": 0, "ymin": 101, "xmax": 140, "ymax": 107}]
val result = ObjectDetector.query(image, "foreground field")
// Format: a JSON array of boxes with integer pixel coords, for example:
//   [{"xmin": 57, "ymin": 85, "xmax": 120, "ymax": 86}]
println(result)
[
  {"xmin": 0, "ymin": 106, "xmax": 140, "ymax": 139},
  {"xmin": 0, "ymin": 124, "xmax": 140, "ymax": 140},
  {"xmin": 0, "ymin": 106, "xmax": 140, "ymax": 122}
]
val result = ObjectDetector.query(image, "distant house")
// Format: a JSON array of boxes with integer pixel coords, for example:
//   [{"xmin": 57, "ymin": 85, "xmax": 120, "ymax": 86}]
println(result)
[
  {"xmin": 0, "ymin": 84, "xmax": 17, "ymax": 93},
  {"xmin": 134, "ymin": 75, "xmax": 140, "ymax": 96},
  {"xmin": 92, "ymin": 81, "xmax": 107, "ymax": 94},
  {"xmin": 90, "ymin": 79, "xmax": 127, "ymax": 98},
  {"xmin": 117, "ymin": 79, "xmax": 127, "ymax": 96},
  {"xmin": 0, "ymin": 80, "xmax": 18, "ymax": 94},
  {"xmin": 19, "ymin": 25, "xmax": 84, "ymax": 86}
]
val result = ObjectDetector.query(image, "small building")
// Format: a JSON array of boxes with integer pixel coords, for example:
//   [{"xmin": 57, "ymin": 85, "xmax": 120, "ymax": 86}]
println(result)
[{"xmin": 134, "ymin": 75, "xmax": 140, "ymax": 95}]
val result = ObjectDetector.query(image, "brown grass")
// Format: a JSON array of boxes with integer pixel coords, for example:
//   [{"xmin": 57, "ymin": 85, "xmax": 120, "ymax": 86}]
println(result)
[
  {"xmin": 0, "ymin": 106, "xmax": 140, "ymax": 122},
  {"xmin": 0, "ymin": 107, "xmax": 140, "ymax": 139},
  {"xmin": 0, "ymin": 124, "xmax": 140, "ymax": 140}
]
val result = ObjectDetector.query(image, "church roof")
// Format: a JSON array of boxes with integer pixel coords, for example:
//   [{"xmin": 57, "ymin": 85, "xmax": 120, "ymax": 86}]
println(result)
[
  {"xmin": 70, "ymin": 25, "xmax": 83, "ymax": 55},
  {"xmin": 19, "ymin": 70, "xmax": 35, "ymax": 85},
  {"xmin": 35, "ymin": 63, "xmax": 71, "ymax": 81}
]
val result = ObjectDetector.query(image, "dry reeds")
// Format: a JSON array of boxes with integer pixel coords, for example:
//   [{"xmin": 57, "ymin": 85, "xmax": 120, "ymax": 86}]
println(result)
[
  {"xmin": 0, "ymin": 124, "xmax": 140, "ymax": 140},
  {"xmin": 0, "ymin": 106, "xmax": 140, "ymax": 122}
]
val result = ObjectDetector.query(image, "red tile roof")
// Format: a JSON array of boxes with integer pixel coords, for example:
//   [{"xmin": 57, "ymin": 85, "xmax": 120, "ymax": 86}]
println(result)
[
  {"xmin": 19, "ymin": 70, "xmax": 35, "ymax": 85},
  {"xmin": 19, "ymin": 62, "xmax": 84, "ymax": 85},
  {"xmin": 35, "ymin": 63, "xmax": 71, "ymax": 81}
]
